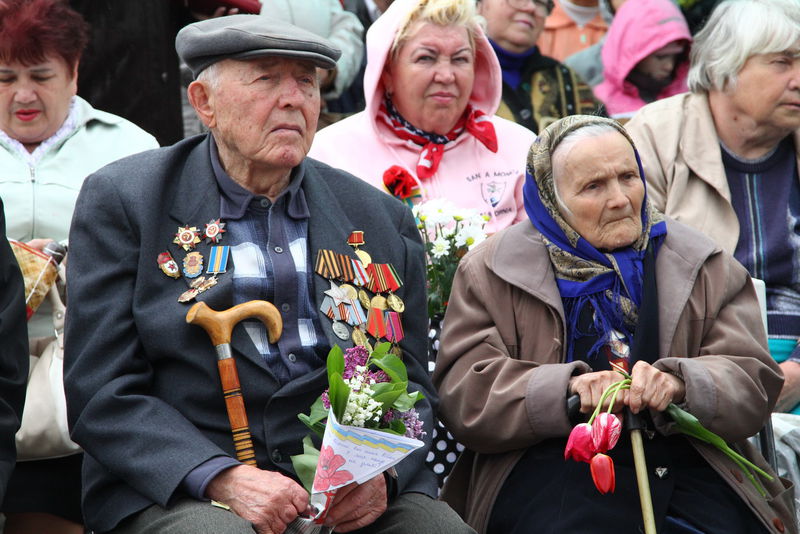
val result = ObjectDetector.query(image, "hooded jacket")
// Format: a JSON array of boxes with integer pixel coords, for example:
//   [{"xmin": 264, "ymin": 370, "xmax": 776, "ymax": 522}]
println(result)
[
  {"xmin": 308, "ymin": 0, "xmax": 536, "ymax": 233},
  {"xmin": 594, "ymin": 0, "xmax": 691, "ymax": 119}
]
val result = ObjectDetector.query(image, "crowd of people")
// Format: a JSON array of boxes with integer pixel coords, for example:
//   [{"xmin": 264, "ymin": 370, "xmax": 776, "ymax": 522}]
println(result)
[{"xmin": 0, "ymin": 0, "xmax": 798, "ymax": 533}]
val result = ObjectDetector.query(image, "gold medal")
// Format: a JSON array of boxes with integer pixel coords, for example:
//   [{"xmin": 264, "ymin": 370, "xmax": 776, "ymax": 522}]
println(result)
[
  {"xmin": 339, "ymin": 283, "xmax": 358, "ymax": 301},
  {"xmin": 355, "ymin": 249, "xmax": 372, "ymax": 266},
  {"xmin": 358, "ymin": 289, "xmax": 371, "ymax": 310},
  {"xmin": 370, "ymin": 295, "xmax": 388, "ymax": 310},
  {"xmin": 351, "ymin": 327, "xmax": 368, "ymax": 347},
  {"xmin": 386, "ymin": 293, "xmax": 405, "ymax": 313}
]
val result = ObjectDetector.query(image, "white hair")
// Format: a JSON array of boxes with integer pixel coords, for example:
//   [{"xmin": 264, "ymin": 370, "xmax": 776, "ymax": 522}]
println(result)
[
  {"xmin": 551, "ymin": 123, "xmax": 624, "ymax": 215},
  {"xmin": 688, "ymin": 0, "xmax": 800, "ymax": 93},
  {"xmin": 196, "ymin": 61, "xmax": 222, "ymax": 91}
]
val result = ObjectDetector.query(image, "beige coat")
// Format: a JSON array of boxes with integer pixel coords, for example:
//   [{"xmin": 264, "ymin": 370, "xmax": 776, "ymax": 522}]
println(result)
[
  {"xmin": 432, "ymin": 219, "xmax": 794, "ymax": 534},
  {"xmin": 624, "ymin": 92, "xmax": 800, "ymax": 255}
]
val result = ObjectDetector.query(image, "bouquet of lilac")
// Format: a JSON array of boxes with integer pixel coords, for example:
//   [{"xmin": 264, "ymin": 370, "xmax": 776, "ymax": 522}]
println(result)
[{"xmin": 291, "ymin": 343, "xmax": 426, "ymax": 496}]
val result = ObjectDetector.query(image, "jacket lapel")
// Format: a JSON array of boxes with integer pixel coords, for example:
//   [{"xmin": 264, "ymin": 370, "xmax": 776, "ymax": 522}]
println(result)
[{"xmin": 303, "ymin": 163, "xmax": 360, "ymax": 352}]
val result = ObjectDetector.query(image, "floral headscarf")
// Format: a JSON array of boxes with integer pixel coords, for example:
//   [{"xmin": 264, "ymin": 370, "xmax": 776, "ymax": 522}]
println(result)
[{"xmin": 522, "ymin": 115, "xmax": 667, "ymax": 362}]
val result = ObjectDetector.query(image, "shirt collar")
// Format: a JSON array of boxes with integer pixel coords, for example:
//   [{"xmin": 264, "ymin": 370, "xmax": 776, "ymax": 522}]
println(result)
[{"xmin": 209, "ymin": 135, "xmax": 310, "ymax": 221}]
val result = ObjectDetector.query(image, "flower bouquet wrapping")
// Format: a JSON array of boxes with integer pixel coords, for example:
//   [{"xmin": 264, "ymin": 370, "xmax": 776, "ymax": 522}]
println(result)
[
  {"xmin": 412, "ymin": 199, "xmax": 488, "ymax": 319},
  {"xmin": 290, "ymin": 343, "xmax": 426, "ymax": 528}
]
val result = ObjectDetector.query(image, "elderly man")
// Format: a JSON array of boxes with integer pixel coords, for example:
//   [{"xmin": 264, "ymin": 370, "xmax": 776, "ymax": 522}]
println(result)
[{"xmin": 64, "ymin": 15, "xmax": 472, "ymax": 534}]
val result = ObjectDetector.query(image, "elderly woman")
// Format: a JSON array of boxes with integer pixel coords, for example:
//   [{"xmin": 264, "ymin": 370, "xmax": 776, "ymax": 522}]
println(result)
[
  {"xmin": 625, "ymin": 0, "xmax": 800, "ymax": 413},
  {"xmin": 309, "ymin": 0, "xmax": 536, "ymax": 233},
  {"xmin": 0, "ymin": 0, "xmax": 157, "ymax": 531},
  {"xmin": 432, "ymin": 116, "xmax": 793, "ymax": 534}
]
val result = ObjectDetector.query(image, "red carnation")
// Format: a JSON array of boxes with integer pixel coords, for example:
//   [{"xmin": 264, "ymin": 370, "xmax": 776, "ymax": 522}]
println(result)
[{"xmin": 383, "ymin": 165, "xmax": 417, "ymax": 200}]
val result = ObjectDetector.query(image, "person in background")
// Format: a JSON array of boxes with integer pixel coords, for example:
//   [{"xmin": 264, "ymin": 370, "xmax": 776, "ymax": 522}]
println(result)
[
  {"xmin": 594, "ymin": 0, "xmax": 691, "ymax": 121},
  {"xmin": 563, "ymin": 0, "xmax": 623, "ymax": 89},
  {"xmin": 310, "ymin": 0, "xmax": 536, "ymax": 232},
  {"xmin": 536, "ymin": 0, "xmax": 606, "ymax": 62},
  {"xmin": 0, "ymin": 0, "xmax": 158, "ymax": 531},
  {"xmin": 625, "ymin": 0, "xmax": 800, "ymax": 413},
  {"xmin": 0, "ymin": 200, "xmax": 30, "ymax": 525},
  {"xmin": 433, "ymin": 115, "xmax": 792, "ymax": 534},
  {"xmin": 260, "ymin": 0, "xmax": 365, "ymax": 125},
  {"xmin": 476, "ymin": 0, "xmax": 600, "ymax": 134},
  {"xmin": 344, "ymin": 0, "xmax": 395, "ymax": 33}
]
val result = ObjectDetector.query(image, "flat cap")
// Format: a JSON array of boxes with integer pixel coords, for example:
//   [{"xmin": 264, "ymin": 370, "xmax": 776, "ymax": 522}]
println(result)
[{"xmin": 176, "ymin": 14, "xmax": 341, "ymax": 78}]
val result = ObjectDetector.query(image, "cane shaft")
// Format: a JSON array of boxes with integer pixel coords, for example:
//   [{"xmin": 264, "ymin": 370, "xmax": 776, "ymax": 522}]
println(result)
[
  {"xmin": 631, "ymin": 428, "xmax": 657, "ymax": 534},
  {"xmin": 218, "ymin": 357, "xmax": 257, "ymax": 465}
]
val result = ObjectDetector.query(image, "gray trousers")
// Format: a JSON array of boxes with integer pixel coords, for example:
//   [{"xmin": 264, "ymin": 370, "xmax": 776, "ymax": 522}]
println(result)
[{"xmin": 109, "ymin": 492, "xmax": 476, "ymax": 534}]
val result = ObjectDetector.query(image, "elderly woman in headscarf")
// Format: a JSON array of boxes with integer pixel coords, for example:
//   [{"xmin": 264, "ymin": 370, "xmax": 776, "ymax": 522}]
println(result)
[{"xmin": 432, "ymin": 115, "xmax": 794, "ymax": 534}]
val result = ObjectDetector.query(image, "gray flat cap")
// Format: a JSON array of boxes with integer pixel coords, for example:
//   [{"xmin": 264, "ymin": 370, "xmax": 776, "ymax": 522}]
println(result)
[{"xmin": 176, "ymin": 14, "xmax": 341, "ymax": 78}]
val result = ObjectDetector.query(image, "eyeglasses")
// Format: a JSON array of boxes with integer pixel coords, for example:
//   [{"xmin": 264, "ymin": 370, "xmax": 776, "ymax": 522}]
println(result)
[{"xmin": 506, "ymin": 0, "xmax": 554, "ymax": 17}]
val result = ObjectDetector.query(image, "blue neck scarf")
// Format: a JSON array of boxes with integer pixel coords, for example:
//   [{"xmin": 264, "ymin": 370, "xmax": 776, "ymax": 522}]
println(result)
[{"xmin": 522, "ymin": 116, "xmax": 667, "ymax": 362}]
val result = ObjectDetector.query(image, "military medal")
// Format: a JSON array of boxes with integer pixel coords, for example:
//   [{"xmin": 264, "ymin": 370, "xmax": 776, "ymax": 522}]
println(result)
[
  {"xmin": 358, "ymin": 288, "xmax": 371, "ymax": 310},
  {"xmin": 332, "ymin": 321, "xmax": 350, "ymax": 340},
  {"xmin": 339, "ymin": 284, "xmax": 358, "ymax": 301},
  {"xmin": 157, "ymin": 251, "xmax": 180, "ymax": 279},
  {"xmin": 351, "ymin": 326, "xmax": 369, "ymax": 347},
  {"xmin": 207, "ymin": 246, "xmax": 230, "ymax": 274},
  {"xmin": 347, "ymin": 231, "xmax": 372, "ymax": 266},
  {"xmin": 174, "ymin": 225, "xmax": 201, "ymax": 251},
  {"xmin": 204, "ymin": 219, "xmax": 226, "ymax": 244},
  {"xmin": 183, "ymin": 251, "xmax": 204, "ymax": 278},
  {"xmin": 386, "ymin": 293, "xmax": 405, "ymax": 313},
  {"xmin": 178, "ymin": 287, "xmax": 199, "ymax": 303}
]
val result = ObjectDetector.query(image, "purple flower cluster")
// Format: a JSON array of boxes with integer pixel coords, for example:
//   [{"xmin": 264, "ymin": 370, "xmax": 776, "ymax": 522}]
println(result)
[
  {"xmin": 342, "ymin": 346, "xmax": 369, "ymax": 379},
  {"xmin": 382, "ymin": 409, "xmax": 426, "ymax": 440}
]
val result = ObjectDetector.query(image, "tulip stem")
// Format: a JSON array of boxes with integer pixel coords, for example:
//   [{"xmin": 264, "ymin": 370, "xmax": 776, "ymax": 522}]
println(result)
[{"xmin": 631, "ymin": 427, "xmax": 657, "ymax": 534}]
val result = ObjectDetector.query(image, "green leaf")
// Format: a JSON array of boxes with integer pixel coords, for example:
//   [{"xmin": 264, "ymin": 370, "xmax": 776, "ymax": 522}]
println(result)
[
  {"xmin": 326, "ymin": 345, "xmax": 344, "ymax": 385},
  {"xmin": 328, "ymin": 372, "xmax": 350, "ymax": 421},
  {"xmin": 371, "ymin": 352, "xmax": 407, "ymax": 383},
  {"xmin": 297, "ymin": 396, "xmax": 328, "ymax": 438},
  {"xmin": 370, "ymin": 342, "xmax": 391, "ymax": 358},
  {"xmin": 371, "ymin": 381, "xmax": 404, "ymax": 412},
  {"xmin": 290, "ymin": 435, "xmax": 320, "ymax": 494},
  {"xmin": 386, "ymin": 418, "xmax": 407, "ymax": 436},
  {"xmin": 393, "ymin": 390, "xmax": 424, "ymax": 412}
]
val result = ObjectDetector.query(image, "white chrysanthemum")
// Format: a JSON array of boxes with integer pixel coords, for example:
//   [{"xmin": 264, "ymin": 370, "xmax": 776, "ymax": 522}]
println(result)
[
  {"xmin": 430, "ymin": 238, "xmax": 451, "ymax": 259},
  {"xmin": 455, "ymin": 224, "xmax": 487, "ymax": 249}
]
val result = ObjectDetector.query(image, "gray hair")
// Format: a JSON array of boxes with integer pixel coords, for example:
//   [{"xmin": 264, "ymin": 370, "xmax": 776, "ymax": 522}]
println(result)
[
  {"xmin": 688, "ymin": 0, "xmax": 800, "ymax": 92},
  {"xmin": 551, "ymin": 122, "xmax": 629, "ymax": 215},
  {"xmin": 196, "ymin": 61, "xmax": 222, "ymax": 91}
]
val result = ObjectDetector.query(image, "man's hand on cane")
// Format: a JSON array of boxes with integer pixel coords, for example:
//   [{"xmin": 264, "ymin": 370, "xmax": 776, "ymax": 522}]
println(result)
[{"xmin": 205, "ymin": 464, "xmax": 309, "ymax": 534}]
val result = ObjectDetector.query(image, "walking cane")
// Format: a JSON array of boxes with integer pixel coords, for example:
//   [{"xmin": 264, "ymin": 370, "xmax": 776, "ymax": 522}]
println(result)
[
  {"xmin": 568, "ymin": 395, "xmax": 657, "ymax": 534},
  {"xmin": 186, "ymin": 300, "xmax": 283, "ymax": 465}
]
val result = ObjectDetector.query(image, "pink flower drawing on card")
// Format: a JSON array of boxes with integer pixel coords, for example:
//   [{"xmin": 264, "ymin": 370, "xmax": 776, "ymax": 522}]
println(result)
[{"xmin": 313, "ymin": 446, "xmax": 353, "ymax": 492}]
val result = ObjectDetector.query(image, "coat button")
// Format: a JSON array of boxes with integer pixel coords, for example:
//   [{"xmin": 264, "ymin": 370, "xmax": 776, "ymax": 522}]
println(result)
[
  {"xmin": 274, "ymin": 246, "xmax": 283, "ymax": 254},
  {"xmin": 288, "ymin": 353, "xmax": 297, "ymax": 363},
  {"xmin": 271, "ymin": 449, "xmax": 282, "ymax": 463},
  {"xmin": 773, "ymin": 518, "xmax": 785, "ymax": 532},
  {"xmin": 260, "ymin": 198, "xmax": 270, "ymax": 208},
  {"xmin": 730, "ymin": 469, "xmax": 744, "ymax": 483},
  {"xmin": 281, "ymin": 303, "xmax": 291, "ymax": 312}
]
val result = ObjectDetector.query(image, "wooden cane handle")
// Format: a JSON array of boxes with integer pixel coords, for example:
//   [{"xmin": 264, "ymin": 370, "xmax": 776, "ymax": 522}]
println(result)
[
  {"xmin": 186, "ymin": 300, "xmax": 283, "ymax": 346},
  {"xmin": 218, "ymin": 358, "xmax": 257, "ymax": 465}
]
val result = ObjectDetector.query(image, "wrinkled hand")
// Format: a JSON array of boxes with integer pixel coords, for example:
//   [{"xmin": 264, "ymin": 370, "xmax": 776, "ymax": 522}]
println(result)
[
  {"xmin": 569, "ymin": 370, "xmax": 626, "ymax": 414},
  {"xmin": 627, "ymin": 361, "xmax": 685, "ymax": 414},
  {"xmin": 322, "ymin": 475, "xmax": 387, "ymax": 532},
  {"xmin": 205, "ymin": 464, "xmax": 310, "ymax": 534},
  {"xmin": 776, "ymin": 360, "xmax": 800, "ymax": 413}
]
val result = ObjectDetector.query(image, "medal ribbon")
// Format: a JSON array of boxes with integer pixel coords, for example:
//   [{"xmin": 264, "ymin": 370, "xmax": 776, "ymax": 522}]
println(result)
[
  {"xmin": 315, "ymin": 249, "xmax": 342, "ymax": 279},
  {"xmin": 351, "ymin": 259, "xmax": 368, "ymax": 286},
  {"xmin": 347, "ymin": 231, "xmax": 365, "ymax": 247},
  {"xmin": 366, "ymin": 307, "xmax": 387, "ymax": 339},
  {"xmin": 379, "ymin": 264, "xmax": 401, "ymax": 291},
  {"xmin": 347, "ymin": 299, "xmax": 367, "ymax": 325},
  {"xmin": 366, "ymin": 263, "xmax": 387, "ymax": 293},
  {"xmin": 385, "ymin": 311, "xmax": 404, "ymax": 343},
  {"xmin": 337, "ymin": 254, "xmax": 354, "ymax": 282}
]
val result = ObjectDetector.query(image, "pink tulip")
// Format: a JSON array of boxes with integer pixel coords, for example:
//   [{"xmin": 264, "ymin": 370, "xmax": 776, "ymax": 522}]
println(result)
[
  {"xmin": 590, "ymin": 453, "xmax": 616, "ymax": 494},
  {"xmin": 591, "ymin": 412, "xmax": 622, "ymax": 452},
  {"xmin": 564, "ymin": 423, "xmax": 596, "ymax": 463}
]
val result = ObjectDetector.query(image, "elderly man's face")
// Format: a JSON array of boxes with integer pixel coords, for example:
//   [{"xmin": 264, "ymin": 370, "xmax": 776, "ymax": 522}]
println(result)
[
  {"xmin": 725, "ymin": 50, "xmax": 800, "ymax": 134},
  {"xmin": 555, "ymin": 131, "xmax": 644, "ymax": 251},
  {"xmin": 198, "ymin": 57, "xmax": 320, "ymax": 172}
]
